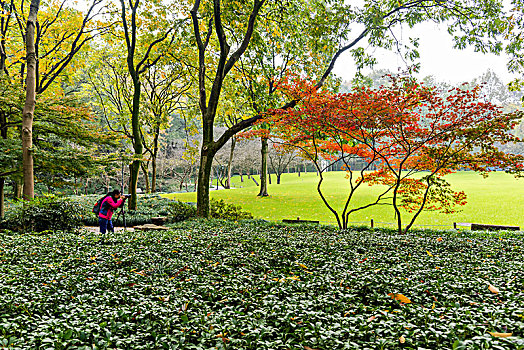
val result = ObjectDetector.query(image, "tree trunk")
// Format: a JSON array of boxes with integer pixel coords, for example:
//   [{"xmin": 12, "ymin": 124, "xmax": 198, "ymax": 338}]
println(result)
[
  {"xmin": 196, "ymin": 146, "xmax": 215, "ymax": 218},
  {"xmin": 258, "ymin": 137, "xmax": 269, "ymax": 196},
  {"xmin": 151, "ymin": 123, "xmax": 160, "ymax": 192},
  {"xmin": 128, "ymin": 76, "xmax": 142, "ymax": 210},
  {"xmin": 277, "ymin": 173, "xmax": 281, "ymax": 184},
  {"xmin": 0, "ymin": 178, "xmax": 4, "ymax": 219},
  {"xmin": 14, "ymin": 178, "xmax": 23, "ymax": 199},
  {"xmin": 21, "ymin": 0, "xmax": 40, "ymax": 201},
  {"xmin": 0, "ymin": 111, "xmax": 6, "ymax": 217},
  {"xmin": 141, "ymin": 162, "xmax": 150, "ymax": 193},
  {"xmin": 225, "ymin": 136, "xmax": 236, "ymax": 189}
]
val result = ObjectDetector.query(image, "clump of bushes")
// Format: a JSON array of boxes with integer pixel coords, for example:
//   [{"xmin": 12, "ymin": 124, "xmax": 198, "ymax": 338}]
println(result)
[
  {"xmin": 0, "ymin": 195, "xmax": 83, "ymax": 232},
  {"xmin": 167, "ymin": 198, "xmax": 253, "ymax": 222},
  {"xmin": 209, "ymin": 198, "xmax": 253, "ymax": 220},
  {"xmin": 167, "ymin": 200, "xmax": 197, "ymax": 222}
]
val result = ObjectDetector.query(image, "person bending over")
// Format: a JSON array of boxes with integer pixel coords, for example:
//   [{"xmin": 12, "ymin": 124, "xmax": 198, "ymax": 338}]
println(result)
[{"xmin": 99, "ymin": 189, "xmax": 128, "ymax": 234}]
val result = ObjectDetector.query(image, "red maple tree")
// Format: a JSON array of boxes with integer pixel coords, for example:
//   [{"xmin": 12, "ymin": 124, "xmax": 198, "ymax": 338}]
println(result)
[{"xmin": 251, "ymin": 74, "xmax": 523, "ymax": 232}]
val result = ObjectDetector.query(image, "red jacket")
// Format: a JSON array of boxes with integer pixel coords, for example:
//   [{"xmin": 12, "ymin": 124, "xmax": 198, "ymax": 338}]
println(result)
[{"xmin": 99, "ymin": 196, "xmax": 124, "ymax": 220}]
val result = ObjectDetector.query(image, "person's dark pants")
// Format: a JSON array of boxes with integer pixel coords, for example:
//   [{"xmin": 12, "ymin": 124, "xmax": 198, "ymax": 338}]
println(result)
[{"xmin": 99, "ymin": 217, "xmax": 114, "ymax": 234}]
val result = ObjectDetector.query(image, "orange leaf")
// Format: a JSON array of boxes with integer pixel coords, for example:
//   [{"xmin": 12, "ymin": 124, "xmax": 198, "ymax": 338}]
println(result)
[
  {"xmin": 388, "ymin": 293, "xmax": 412, "ymax": 304},
  {"xmin": 488, "ymin": 332, "xmax": 513, "ymax": 337},
  {"xmin": 437, "ymin": 237, "xmax": 443, "ymax": 242},
  {"xmin": 488, "ymin": 284, "xmax": 499, "ymax": 294},
  {"xmin": 399, "ymin": 335, "xmax": 406, "ymax": 343}
]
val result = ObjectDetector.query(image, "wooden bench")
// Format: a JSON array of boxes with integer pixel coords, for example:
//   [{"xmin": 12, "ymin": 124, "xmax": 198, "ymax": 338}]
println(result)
[
  {"xmin": 282, "ymin": 217, "xmax": 320, "ymax": 224},
  {"xmin": 470, "ymin": 223, "xmax": 520, "ymax": 231}
]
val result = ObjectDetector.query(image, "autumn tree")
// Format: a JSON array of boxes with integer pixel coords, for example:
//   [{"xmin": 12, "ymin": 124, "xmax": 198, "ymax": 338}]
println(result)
[
  {"xmin": 0, "ymin": 0, "xmax": 110, "ymax": 200},
  {"xmin": 258, "ymin": 75, "xmax": 523, "ymax": 232}
]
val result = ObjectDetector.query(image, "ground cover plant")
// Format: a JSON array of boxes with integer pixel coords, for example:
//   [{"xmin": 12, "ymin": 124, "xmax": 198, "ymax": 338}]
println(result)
[
  {"xmin": 1, "ymin": 221, "xmax": 523, "ymax": 349},
  {"xmin": 167, "ymin": 171, "xmax": 524, "ymax": 229}
]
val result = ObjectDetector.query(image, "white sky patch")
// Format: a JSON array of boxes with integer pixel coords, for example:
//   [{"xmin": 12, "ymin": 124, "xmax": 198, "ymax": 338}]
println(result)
[{"xmin": 332, "ymin": 21, "xmax": 520, "ymax": 84}]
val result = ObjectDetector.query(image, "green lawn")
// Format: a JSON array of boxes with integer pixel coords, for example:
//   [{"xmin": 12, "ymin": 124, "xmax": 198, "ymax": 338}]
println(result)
[{"xmin": 165, "ymin": 171, "xmax": 524, "ymax": 229}]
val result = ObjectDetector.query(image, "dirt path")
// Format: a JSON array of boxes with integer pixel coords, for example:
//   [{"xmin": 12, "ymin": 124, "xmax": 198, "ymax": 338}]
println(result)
[{"xmin": 81, "ymin": 226, "xmax": 135, "ymax": 234}]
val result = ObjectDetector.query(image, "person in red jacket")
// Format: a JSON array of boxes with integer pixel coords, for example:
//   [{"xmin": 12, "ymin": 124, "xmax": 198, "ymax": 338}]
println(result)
[{"xmin": 99, "ymin": 189, "xmax": 128, "ymax": 234}]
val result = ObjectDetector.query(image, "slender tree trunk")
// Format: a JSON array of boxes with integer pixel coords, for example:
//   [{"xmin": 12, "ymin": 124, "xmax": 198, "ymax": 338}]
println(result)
[
  {"xmin": 0, "ymin": 111, "xmax": 6, "ymax": 217},
  {"xmin": 0, "ymin": 178, "xmax": 4, "ymax": 219},
  {"xmin": 268, "ymin": 168, "xmax": 272, "ymax": 184},
  {"xmin": 14, "ymin": 178, "xmax": 22, "ymax": 199},
  {"xmin": 194, "ymin": 172, "xmax": 197, "ymax": 192},
  {"xmin": 196, "ymin": 146, "xmax": 215, "ymax": 217},
  {"xmin": 151, "ymin": 124, "xmax": 159, "ymax": 192},
  {"xmin": 141, "ymin": 162, "xmax": 150, "ymax": 193},
  {"xmin": 258, "ymin": 137, "xmax": 269, "ymax": 196},
  {"xmin": 128, "ymin": 76, "xmax": 142, "ymax": 209},
  {"xmin": 225, "ymin": 136, "xmax": 236, "ymax": 189},
  {"xmin": 277, "ymin": 173, "xmax": 281, "ymax": 184},
  {"xmin": 21, "ymin": 0, "xmax": 40, "ymax": 201},
  {"xmin": 240, "ymin": 170, "xmax": 243, "ymax": 182}
]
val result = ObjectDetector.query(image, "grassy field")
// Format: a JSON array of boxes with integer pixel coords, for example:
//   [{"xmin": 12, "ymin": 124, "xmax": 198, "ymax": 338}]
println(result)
[{"xmin": 165, "ymin": 171, "xmax": 524, "ymax": 229}]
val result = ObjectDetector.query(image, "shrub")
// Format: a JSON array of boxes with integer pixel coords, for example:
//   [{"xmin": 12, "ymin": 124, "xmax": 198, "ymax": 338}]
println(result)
[
  {"xmin": 0, "ymin": 195, "xmax": 83, "ymax": 232},
  {"xmin": 166, "ymin": 199, "xmax": 253, "ymax": 222},
  {"xmin": 167, "ymin": 200, "xmax": 197, "ymax": 222},
  {"xmin": 210, "ymin": 198, "xmax": 253, "ymax": 221}
]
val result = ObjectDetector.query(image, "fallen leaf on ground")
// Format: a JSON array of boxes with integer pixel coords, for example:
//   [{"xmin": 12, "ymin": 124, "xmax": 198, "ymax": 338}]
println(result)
[
  {"xmin": 488, "ymin": 332, "xmax": 512, "ymax": 337},
  {"xmin": 488, "ymin": 284, "xmax": 499, "ymax": 294},
  {"xmin": 388, "ymin": 293, "xmax": 412, "ymax": 303},
  {"xmin": 399, "ymin": 335, "xmax": 406, "ymax": 343}
]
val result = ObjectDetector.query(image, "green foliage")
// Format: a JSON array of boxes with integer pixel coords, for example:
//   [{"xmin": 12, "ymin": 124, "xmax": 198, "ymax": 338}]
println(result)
[
  {"xmin": 0, "ymin": 222, "xmax": 523, "ymax": 348},
  {"xmin": 167, "ymin": 200, "xmax": 196, "ymax": 222},
  {"xmin": 0, "ymin": 195, "xmax": 83, "ymax": 232},
  {"xmin": 166, "ymin": 199, "xmax": 253, "ymax": 222},
  {"xmin": 210, "ymin": 198, "xmax": 253, "ymax": 221}
]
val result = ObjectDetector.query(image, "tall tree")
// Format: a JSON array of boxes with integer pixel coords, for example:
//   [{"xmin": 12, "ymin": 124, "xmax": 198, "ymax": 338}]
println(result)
[
  {"xmin": 118, "ymin": 0, "xmax": 176, "ymax": 209},
  {"xmin": 21, "ymin": 0, "xmax": 39, "ymax": 200},
  {"xmin": 11, "ymin": 0, "xmax": 109, "ymax": 200},
  {"xmin": 141, "ymin": 63, "xmax": 191, "ymax": 192},
  {"xmin": 190, "ymin": 0, "xmax": 266, "ymax": 216}
]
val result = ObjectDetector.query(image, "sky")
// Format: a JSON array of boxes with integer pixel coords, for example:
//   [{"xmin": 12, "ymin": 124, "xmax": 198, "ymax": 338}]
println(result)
[{"xmin": 332, "ymin": 21, "xmax": 520, "ymax": 85}]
